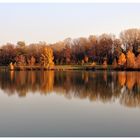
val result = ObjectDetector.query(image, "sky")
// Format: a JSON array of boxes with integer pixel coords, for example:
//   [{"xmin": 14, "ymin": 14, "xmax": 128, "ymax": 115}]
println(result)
[{"xmin": 0, "ymin": 3, "xmax": 140, "ymax": 45}]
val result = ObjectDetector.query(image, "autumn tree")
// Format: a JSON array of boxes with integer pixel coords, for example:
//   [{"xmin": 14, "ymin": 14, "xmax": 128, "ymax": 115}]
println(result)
[
  {"xmin": 126, "ymin": 50, "xmax": 136, "ymax": 69},
  {"xmin": 82, "ymin": 35, "xmax": 97, "ymax": 62},
  {"xmin": 71, "ymin": 38, "xmax": 85, "ymax": 63},
  {"xmin": 27, "ymin": 56, "xmax": 36, "ymax": 66},
  {"xmin": 63, "ymin": 46, "xmax": 71, "ymax": 64},
  {"xmin": 70, "ymin": 37, "xmax": 91, "ymax": 64},
  {"xmin": 113, "ymin": 39, "xmax": 122, "ymax": 59},
  {"xmin": 118, "ymin": 52, "xmax": 126, "ymax": 68},
  {"xmin": 52, "ymin": 41, "xmax": 65, "ymax": 64},
  {"xmin": 136, "ymin": 54, "xmax": 140, "ymax": 68},
  {"xmin": 40, "ymin": 47, "xmax": 54, "ymax": 68},
  {"xmin": 97, "ymin": 34, "xmax": 114, "ymax": 64},
  {"xmin": 120, "ymin": 28, "xmax": 140, "ymax": 55},
  {"xmin": 27, "ymin": 43, "xmax": 43, "ymax": 64},
  {"xmin": 15, "ymin": 54, "xmax": 26, "ymax": 66},
  {"xmin": 0, "ymin": 28, "xmax": 140, "ymax": 67},
  {"xmin": 0, "ymin": 43, "xmax": 16, "ymax": 65}
]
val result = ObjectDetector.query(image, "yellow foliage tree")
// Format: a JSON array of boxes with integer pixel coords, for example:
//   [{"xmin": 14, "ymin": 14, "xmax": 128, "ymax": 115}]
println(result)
[
  {"xmin": 126, "ymin": 50, "xmax": 136, "ymax": 68},
  {"xmin": 118, "ymin": 53, "xmax": 126, "ymax": 67},
  {"xmin": 40, "ymin": 47, "xmax": 54, "ymax": 69}
]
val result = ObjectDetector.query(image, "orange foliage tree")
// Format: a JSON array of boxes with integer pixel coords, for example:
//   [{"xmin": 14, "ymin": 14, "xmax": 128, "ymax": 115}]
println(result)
[
  {"xmin": 118, "ymin": 53, "xmax": 126, "ymax": 68},
  {"xmin": 126, "ymin": 50, "xmax": 136, "ymax": 69}
]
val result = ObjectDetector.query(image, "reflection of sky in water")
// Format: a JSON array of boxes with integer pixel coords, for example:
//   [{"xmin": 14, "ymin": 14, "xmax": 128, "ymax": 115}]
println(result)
[
  {"xmin": 0, "ymin": 92, "xmax": 140, "ymax": 137},
  {"xmin": 0, "ymin": 71, "xmax": 140, "ymax": 136}
]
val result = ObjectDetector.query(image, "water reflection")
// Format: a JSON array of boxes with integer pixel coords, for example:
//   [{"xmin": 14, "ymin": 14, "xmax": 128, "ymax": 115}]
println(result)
[{"xmin": 0, "ymin": 70, "xmax": 140, "ymax": 108}]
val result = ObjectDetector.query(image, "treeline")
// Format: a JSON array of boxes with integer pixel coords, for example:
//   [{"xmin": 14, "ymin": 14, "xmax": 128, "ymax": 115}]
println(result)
[
  {"xmin": 0, "ymin": 28, "xmax": 140, "ymax": 68},
  {"xmin": 0, "ymin": 42, "xmax": 54, "ymax": 68}
]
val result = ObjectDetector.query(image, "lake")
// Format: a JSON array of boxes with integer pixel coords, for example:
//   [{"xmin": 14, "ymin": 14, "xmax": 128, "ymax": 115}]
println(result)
[{"xmin": 0, "ymin": 70, "xmax": 140, "ymax": 137}]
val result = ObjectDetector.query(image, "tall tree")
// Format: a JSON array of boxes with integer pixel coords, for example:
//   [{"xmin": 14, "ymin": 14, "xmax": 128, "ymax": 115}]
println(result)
[
  {"xmin": 126, "ymin": 50, "xmax": 136, "ymax": 69},
  {"xmin": 113, "ymin": 38, "xmax": 122, "ymax": 59},
  {"xmin": 118, "ymin": 52, "xmax": 126, "ymax": 68},
  {"xmin": 40, "ymin": 47, "xmax": 54, "ymax": 68},
  {"xmin": 120, "ymin": 28, "xmax": 140, "ymax": 55},
  {"xmin": 63, "ymin": 46, "xmax": 71, "ymax": 64},
  {"xmin": 97, "ymin": 34, "xmax": 114, "ymax": 64}
]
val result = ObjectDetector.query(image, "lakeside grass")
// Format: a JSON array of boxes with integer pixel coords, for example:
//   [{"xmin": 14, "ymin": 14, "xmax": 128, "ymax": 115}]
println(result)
[
  {"xmin": 0, "ymin": 64, "xmax": 95, "ymax": 71},
  {"xmin": 1, "ymin": 64, "xmax": 140, "ymax": 71}
]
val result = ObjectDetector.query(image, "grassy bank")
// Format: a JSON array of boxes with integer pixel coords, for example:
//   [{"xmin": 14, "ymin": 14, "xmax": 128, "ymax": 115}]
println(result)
[
  {"xmin": 0, "ymin": 64, "xmax": 95, "ymax": 71},
  {"xmin": 1, "ymin": 65, "xmax": 140, "ymax": 71}
]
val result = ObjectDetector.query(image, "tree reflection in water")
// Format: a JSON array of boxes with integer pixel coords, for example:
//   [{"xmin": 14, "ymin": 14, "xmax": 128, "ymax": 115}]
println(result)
[{"xmin": 0, "ymin": 70, "xmax": 140, "ymax": 108}]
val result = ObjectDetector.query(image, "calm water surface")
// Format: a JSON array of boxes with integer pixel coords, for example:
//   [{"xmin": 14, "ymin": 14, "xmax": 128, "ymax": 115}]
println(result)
[{"xmin": 0, "ymin": 70, "xmax": 140, "ymax": 137}]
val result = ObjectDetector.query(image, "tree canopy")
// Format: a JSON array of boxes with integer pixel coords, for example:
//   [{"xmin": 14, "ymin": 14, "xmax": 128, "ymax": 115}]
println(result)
[{"xmin": 0, "ymin": 28, "xmax": 140, "ymax": 69}]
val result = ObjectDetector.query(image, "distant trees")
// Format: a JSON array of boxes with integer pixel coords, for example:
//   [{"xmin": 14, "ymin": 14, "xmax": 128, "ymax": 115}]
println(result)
[
  {"xmin": 0, "ymin": 43, "xmax": 16, "ymax": 65},
  {"xmin": 52, "ymin": 41, "xmax": 65, "ymax": 64},
  {"xmin": 0, "ymin": 42, "xmax": 55, "ymax": 69},
  {"xmin": 0, "ymin": 28, "xmax": 140, "ymax": 69},
  {"xmin": 112, "ymin": 28, "xmax": 140, "ymax": 69}
]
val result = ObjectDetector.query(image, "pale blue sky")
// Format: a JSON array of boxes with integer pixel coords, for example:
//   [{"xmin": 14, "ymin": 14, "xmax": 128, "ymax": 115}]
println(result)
[{"xmin": 0, "ymin": 3, "xmax": 140, "ymax": 45}]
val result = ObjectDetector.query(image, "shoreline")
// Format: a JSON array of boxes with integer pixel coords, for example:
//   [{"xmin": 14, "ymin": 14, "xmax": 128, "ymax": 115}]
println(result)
[{"xmin": 1, "ymin": 65, "xmax": 140, "ymax": 71}]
